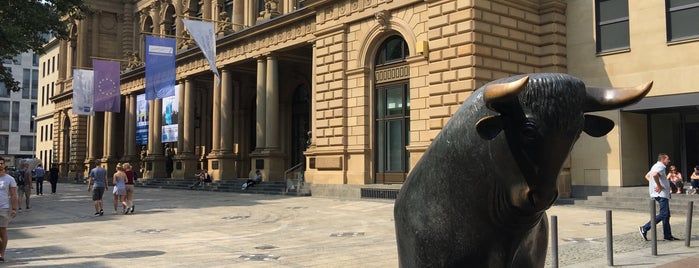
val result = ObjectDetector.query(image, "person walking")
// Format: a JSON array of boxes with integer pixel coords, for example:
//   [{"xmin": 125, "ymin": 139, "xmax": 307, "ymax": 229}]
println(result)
[
  {"xmin": 19, "ymin": 162, "xmax": 32, "ymax": 210},
  {"xmin": 111, "ymin": 164, "xmax": 128, "ymax": 214},
  {"xmin": 34, "ymin": 163, "xmax": 45, "ymax": 196},
  {"xmin": 49, "ymin": 164, "xmax": 59, "ymax": 194},
  {"xmin": 639, "ymin": 153, "xmax": 680, "ymax": 241},
  {"xmin": 123, "ymin": 163, "xmax": 136, "ymax": 214},
  {"xmin": 0, "ymin": 157, "xmax": 18, "ymax": 262},
  {"xmin": 87, "ymin": 160, "xmax": 108, "ymax": 216}
]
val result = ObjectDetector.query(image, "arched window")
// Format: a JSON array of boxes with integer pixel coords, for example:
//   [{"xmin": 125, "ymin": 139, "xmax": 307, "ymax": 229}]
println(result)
[{"xmin": 374, "ymin": 35, "xmax": 410, "ymax": 184}]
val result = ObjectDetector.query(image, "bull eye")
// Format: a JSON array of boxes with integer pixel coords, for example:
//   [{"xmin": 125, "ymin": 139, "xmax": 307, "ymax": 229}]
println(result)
[{"xmin": 521, "ymin": 121, "xmax": 538, "ymax": 141}]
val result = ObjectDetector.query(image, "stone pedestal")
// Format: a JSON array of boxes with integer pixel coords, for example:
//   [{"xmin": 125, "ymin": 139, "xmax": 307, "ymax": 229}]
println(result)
[
  {"xmin": 207, "ymin": 153, "xmax": 238, "ymax": 181},
  {"xmin": 143, "ymin": 156, "xmax": 168, "ymax": 179},
  {"xmin": 250, "ymin": 149, "xmax": 285, "ymax": 181},
  {"xmin": 171, "ymin": 155, "xmax": 198, "ymax": 179}
]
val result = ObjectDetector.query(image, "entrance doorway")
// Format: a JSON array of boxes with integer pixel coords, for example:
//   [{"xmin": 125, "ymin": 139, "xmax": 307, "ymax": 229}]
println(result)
[{"xmin": 649, "ymin": 112, "xmax": 699, "ymax": 177}]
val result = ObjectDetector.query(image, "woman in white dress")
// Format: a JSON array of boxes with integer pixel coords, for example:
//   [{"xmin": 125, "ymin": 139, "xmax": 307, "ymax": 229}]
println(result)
[{"xmin": 112, "ymin": 164, "xmax": 129, "ymax": 214}]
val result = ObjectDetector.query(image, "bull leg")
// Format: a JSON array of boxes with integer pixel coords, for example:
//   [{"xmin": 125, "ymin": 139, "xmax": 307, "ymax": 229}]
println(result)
[{"xmin": 511, "ymin": 214, "xmax": 548, "ymax": 268}]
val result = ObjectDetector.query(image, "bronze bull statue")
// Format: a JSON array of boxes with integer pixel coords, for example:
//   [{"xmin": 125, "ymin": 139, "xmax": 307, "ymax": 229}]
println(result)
[{"xmin": 394, "ymin": 73, "xmax": 652, "ymax": 267}]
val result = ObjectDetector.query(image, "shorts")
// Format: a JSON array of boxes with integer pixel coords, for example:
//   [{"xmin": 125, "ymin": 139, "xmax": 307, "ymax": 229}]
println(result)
[
  {"xmin": 17, "ymin": 185, "xmax": 30, "ymax": 199},
  {"xmin": 0, "ymin": 209, "xmax": 10, "ymax": 227},
  {"xmin": 92, "ymin": 187, "xmax": 106, "ymax": 201},
  {"xmin": 125, "ymin": 185, "xmax": 135, "ymax": 194}
]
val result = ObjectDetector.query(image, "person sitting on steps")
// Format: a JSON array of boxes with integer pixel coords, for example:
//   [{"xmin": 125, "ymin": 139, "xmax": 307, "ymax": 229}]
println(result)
[
  {"xmin": 243, "ymin": 170, "xmax": 262, "ymax": 190},
  {"xmin": 189, "ymin": 170, "xmax": 211, "ymax": 189}
]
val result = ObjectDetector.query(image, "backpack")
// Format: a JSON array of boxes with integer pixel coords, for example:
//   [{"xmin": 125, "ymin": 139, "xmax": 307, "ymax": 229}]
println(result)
[{"xmin": 15, "ymin": 170, "xmax": 25, "ymax": 186}]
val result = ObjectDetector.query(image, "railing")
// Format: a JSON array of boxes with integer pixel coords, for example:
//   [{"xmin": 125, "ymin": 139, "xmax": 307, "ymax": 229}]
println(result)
[{"xmin": 284, "ymin": 162, "xmax": 305, "ymax": 194}]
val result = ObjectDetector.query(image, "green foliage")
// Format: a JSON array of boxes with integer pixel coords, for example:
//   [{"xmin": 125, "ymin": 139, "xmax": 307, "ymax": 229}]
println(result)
[{"xmin": 0, "ymin": 0, "xmax": 90, "ymax": 92}]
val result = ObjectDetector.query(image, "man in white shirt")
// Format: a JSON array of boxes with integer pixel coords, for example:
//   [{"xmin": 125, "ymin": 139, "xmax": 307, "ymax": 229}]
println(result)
[
  {"xmin": 639, "ymin": 153, "xmax": 680, "ymax": 241},
  {"xmin": 0, "ymin": 157, "xmax": 18, "ymax": 261}
]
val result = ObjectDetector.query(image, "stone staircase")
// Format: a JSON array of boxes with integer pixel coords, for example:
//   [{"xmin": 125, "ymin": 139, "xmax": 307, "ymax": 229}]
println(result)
[
  {"xmin": 137, "ymin": 178, "xmax": 310, "ymax": 196},
  {"xmin": 573, "ymin": 186, "xmax": 699, "ymax": 215}
]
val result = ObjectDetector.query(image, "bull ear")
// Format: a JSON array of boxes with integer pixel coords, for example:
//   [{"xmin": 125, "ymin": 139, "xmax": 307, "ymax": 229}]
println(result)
[
  {"xmin": 476, "ymin": 115, "xmax": 503, "ymax": 140},
  {"xmin": 583, "ymin": 115, "xmax": 615, "ymax": 137}
]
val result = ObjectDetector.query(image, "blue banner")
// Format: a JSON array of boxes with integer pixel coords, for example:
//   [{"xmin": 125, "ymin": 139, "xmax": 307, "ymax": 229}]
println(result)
[
  {"xmin": 136, "ymin": 94, "xmax": 149, "ymax": 145},
  {"xmin": 145, "ymin": 36, "xmax": 176, "ymax": 100},
  {"xmin": 161, "ymin": 85, "xmax": 179, "ymax": 143},
  {"xmin": 93, "ymin": 60, "xmax": 121, "ymax": 112}
]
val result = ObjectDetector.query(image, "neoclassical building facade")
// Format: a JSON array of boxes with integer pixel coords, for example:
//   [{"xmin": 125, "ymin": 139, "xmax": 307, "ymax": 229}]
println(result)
[{"xmin": 50, "ymin": 0, "xmax": 568, "ymax": 197}]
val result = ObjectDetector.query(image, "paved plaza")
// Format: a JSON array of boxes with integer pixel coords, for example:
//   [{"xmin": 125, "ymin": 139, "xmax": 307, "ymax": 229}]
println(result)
[{"xmin": 3, "ymin": 183, "xmax": 699, "ymax": 267}]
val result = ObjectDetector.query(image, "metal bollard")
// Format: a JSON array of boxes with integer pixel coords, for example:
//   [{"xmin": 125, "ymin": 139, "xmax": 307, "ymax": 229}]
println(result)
[
  {"xmin": 650, "ymin": 199, "xmax": 657, "ymax": 256},
  {"xmin": 606, "ymin": 210, "xmax": 613, "ymax": 266},
  {"xmin": 551, "ymin": 215, "xmax": 558, "ymax": 268},
  {"xmin": 686, "ymin": 201, "xmax": 694, "ymax": 247}
]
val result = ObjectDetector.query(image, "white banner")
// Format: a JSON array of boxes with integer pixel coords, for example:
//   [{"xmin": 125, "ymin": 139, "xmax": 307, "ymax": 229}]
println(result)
[
  {"xmin": 182, "ymin": 19, "xmax": 219, "ymax": 82},
  {"xmin": 72, "ymin": 69, "xmax": 94, "ymax": 115}
]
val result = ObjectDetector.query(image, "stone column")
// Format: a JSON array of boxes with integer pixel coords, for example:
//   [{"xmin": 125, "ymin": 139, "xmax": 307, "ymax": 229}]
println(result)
[
  {"xmin": 102, "ymin": 112, "xmax": 118, "ymax": 173},
  {"xmin": 77, "ymin": 19, "xmax": 88, "ymax": 68},
  {"xmin": 233, "ymin": 0, "xmax": 244, "ymax": 31},
  {"xmin": 121, "ymin": 96, "xmax": 132, "ymax": 162},
  {"xmin": 211, "ymin": 74, "xmax": 221, "ymax": 153},
  {"xmin": 87, "ymin": 115, "xmax": 98, "ymax": 162},
  {"xmin": 255, "ymin": 58, "xmax": 266, "ymax": 148},
  {"xmin": 172, "ymin": 80, "xmax": 197, "ymax": 179},
  {"xmin": 214, "ymin": 68, "xmax": 237, "ymax": 179},
  {"xmin": 220, "ymin": 68, "xmax": 234, "ymax": 154},
  {"xmin": 265, "ymin": 55, "xmax": 279, "ymax": 149},
  {"xmin": 207, "ymin": 73, "xmax": 222, "ymax": 179}
]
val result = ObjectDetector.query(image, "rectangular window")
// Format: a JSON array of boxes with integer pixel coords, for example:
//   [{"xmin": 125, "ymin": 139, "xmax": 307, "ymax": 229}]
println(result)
[
  {"xmin": 42, "ymin": 61, "xmax": 46, "ymax": 77},
  {"xmin": 22, "ymin": 69, "xmax": 31, "ymax": 98},
  {"xmin": 52, "ymin": 56, "xmax": 56, "ymax": 73},
  {"xmin": 32, "ymin": 69, "xmax": 38, "ymax": 99},
  {"xmin": 32, "ymin": 54, "xmax": 39, "ymax": 66},
  {"xmin": 31, "ymin": 103, "xmax": 36, "ymax": 133},
  {"xmin": 0, "ymin": 82, "xmax": 8, "ymax": 97},
  {"xmin": 49, "ymin": 124, "xmax": 53, "ymax": 140},
  {"xmin": 0, "ymin": 135, "xmax": 7, "ymax": 154},
  {"xmin": 0, "ymin": 101, "xmax": 9, "ymax": 132},
  {"xmin": 11, "ymin": 101, "xmax": 19, "ymax": 132},
  {"xmin": 666, "ymin": 0, "xmax": 699, "ymax": 41},
  {"xmin": 20, "ymin": 136, "xmax": 34, "ymax": 151},
  {"xmin": 595, "ymin": 0, "xmax": 630, "ymax": 53}
]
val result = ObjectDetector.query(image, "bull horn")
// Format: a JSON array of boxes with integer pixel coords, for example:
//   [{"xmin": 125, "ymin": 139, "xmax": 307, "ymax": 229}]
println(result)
[
  {"xmin": 584, "ymin": 81, "xmax": 653, "ymax": 112},
  {"xmin": 483, "ymin": 76, "xmax": 528, "ymax": 111}
]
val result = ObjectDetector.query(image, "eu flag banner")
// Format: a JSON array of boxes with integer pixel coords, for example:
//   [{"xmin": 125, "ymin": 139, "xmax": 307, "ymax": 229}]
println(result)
[
  {"xmin": 93, "ymin": 60, "xmax": 121, "ymax": 112},
  {"xmin": 145, "ymin": 36, "xmax": 176, "ymax": 100},
  {"xmin": 72, "ymin": 69, "xmax": 94, "ymax": 115},
  {"xmin": 182, "ymin": 19, "xmax": 219, "ymax": 81}
]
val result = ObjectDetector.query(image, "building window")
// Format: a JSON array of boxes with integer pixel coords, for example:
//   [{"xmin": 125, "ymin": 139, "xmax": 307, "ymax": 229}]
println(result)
[
  {"xmin": 49, "ymin": 124, "xmax": 53, "ymax": 140},
  {"xmin": 52, "ymin": 56, "xmax": 56, "ymax": 73},
  {"xmin": 32, "ymin": 69, "xmax": 38, "ymax": 99},
  {"xmin": 42, "ymin": 61, "xmax": 46, "ymax": 77},
  {"xmin": 373, "ymin": 36, "xmax": 410, "ymax": 184},
  {"xmin": 22, "ymin": 69, "xmax": 31, "ymax": 98},
  {"xmin": 666, "ymin": 0, "xmax": 699, "ymax": 42},
  {"xmin": 11, "ymin": 101, "xmax": 19, "ymax": 132},
  {"xmin": 258, "ymin": 0, "xmax": 265, "ymax": 14},
  {"xmin": 20, "ymin": 135, "xmax": 34, "ymax": 151},
  {"xmin": 0, "ymin": 83, "xmax": 8, "ymax": 97},
  {"xmin": 32, "ymin": 54, "xmax": 39, "ymax": 66},
  {"xmin": 0, "ymin": 101, "xmax": 9, "ymax": 131},
  {"xmin": 595, "ymin": 0, "xmax": 630, "ymax": 53},
  {"xmin": 30, "ymin": 103, "xmax": 36, "ymax": 133},
  {"xmin": 225, "ymin": 0, "xmax": 234, "ymax": 22},
  {"xmin": 0, "ymin": 135, "xmax": 7, "ymax": 154}
]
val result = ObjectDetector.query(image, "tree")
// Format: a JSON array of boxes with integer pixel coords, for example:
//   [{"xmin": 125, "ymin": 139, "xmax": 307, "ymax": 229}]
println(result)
[{"xmin": 0, "ymin": 0, "xmax": 90, "ymax": 92}]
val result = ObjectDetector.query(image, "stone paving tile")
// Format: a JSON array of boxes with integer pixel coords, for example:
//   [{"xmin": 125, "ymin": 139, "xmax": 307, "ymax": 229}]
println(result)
[{"xmin": 3, "ymin": 183, "xmax": 699, "ymax": 267}]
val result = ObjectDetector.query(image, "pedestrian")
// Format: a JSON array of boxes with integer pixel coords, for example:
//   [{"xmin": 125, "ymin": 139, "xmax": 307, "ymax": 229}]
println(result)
[
  {"xmin": 243, "ymin": 170, "xmax": 262, "ymax": 190},
  {"xmin": 111, "ymin": 163, "xmax": 128, "ymax": 214},
  {"xmin": 49, "ymin": 164, "xmax": 59, "ymax": 194},
  {"xmin": 189, "ymin": 169, "xmax": 211, "ymax": 189},
  {"xmin": 19, "ymin": 162, "xmax": 32, "ymax": 210},
  {"xmin": 123, "ymin": 163, "xmax": 135, "ymax": 214},
  {"xmin": 0, "ymin": 157, "xmax": 18, "ymax": 262},
  {"xmin": 34, "ymin": 163, "xmax": 45, "ymax": 195},
  {"xmin": 691, "ymin": 165, "xmax": 699, "ymax": 194},
  {"xmin": 87, "ymin": 160, "xmax": 108, "ymax": 216},
  {"xmin": 667, "ymin": 165, "xmax": 683, "ymax": 194},
  {"xmin": 639, "ymin": 153, "xmax": 680, "ymax": 241}
]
